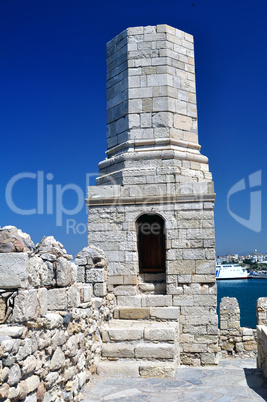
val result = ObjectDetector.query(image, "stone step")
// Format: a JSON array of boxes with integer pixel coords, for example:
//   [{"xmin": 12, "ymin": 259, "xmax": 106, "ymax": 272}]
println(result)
[
  {"xmin": 97, "ymin": 361, "xmax": 176, "ymax": 378},
  {"xmin": 114, "ymin": 306, "xmax": 179, "ymax": 321},
  {"xmin": 102, "ymin": 341, "xmax": 177, "ymax": 360},
  {"xmin": 101, "ymin": 319, "xmax": 178, "ymax": 343},
  {"xmin": 98, "ymin": 318, "xmax": 180, "ymax": 377}
]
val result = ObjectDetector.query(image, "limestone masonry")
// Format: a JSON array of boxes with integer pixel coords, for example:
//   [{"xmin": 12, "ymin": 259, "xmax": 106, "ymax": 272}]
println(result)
[
  {"xmin": 0, "ymin": 226, "xmax": 266, "ymax": 400},
  {"xmin": 2, "ymin": 24, "xmax": 267, "ymax": 401},
  {"xmin": 0, "ymin": 227, "xmax": 114, "ymax": 401},
  {"xmin": 87, "ymin": 24, "xmax": 218, "ymax": 369}
]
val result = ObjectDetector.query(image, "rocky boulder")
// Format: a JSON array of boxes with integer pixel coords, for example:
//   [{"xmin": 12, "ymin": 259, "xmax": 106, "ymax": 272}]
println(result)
[
  {"xmin": 36, "ymin": 236, "xmax": 72, "ymax": 260},
  {"xmin": 75, "ymin": 246, "xmax": 107, "ymax": 268},
  {"xmin": 0, "ymin": 226, "xmax": 35, "ymax": 253}
]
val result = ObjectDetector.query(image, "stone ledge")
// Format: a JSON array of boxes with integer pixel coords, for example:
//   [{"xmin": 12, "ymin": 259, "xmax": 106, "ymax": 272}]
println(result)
[
  {"xmin": 97, "ymin": 361, "xmax": 140, "ymax": 377},
  {"xmin": 87, "ymin": 193, "xmax": 216, "ymax": 206},
  {"xmin": 96, "ymin": 360, "xmax": 176, "ymax": 378},
  {"xmin": 114, "ymin": 307, "xmax": 180, "ymax": 321}
]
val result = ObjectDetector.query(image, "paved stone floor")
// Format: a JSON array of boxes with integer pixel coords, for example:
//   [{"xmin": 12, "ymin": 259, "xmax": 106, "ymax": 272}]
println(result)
[{"xmin": 82, "ymin": 359, "xmax": 267, "ymax": 401}]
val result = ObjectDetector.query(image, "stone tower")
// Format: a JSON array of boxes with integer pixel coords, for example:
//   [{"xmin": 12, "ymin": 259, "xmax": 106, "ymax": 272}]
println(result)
[{"xmin": 87, "ymin": 25, "xmax": 218, "ymax": 368}]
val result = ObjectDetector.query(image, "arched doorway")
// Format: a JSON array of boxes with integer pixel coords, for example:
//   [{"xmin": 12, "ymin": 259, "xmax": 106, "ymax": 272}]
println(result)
[{"xmin": 136, "ymin": 214, "xmax": 166, "ymax": 274}]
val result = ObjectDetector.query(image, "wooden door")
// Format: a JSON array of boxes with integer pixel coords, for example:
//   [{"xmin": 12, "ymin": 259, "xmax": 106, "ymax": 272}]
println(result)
[{"xmin": 136, "ymin": 214, "xmax": 166, "ymax": 273}]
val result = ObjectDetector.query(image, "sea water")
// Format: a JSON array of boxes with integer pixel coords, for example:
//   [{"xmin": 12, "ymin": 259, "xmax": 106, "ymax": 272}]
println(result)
[{"xmin": 217, "ymin": 279, "xmax": 267, "ymax": 328}]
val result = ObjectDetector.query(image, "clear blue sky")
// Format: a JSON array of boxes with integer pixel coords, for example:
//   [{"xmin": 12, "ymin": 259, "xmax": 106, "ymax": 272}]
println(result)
[{"xmin": 1, "ymin": 0, "xmax": 267, "ymax": 257}]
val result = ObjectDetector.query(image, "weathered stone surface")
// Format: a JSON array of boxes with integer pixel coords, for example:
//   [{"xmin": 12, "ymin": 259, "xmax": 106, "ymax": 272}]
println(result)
[
  {"xmin": 77, "ymin": 284, "xmax": 92, "ymax": 303},
  {"xmin": 16, "ymin": 338, "xmax": 32, "ymax": 360},
  {"xmin": 135, "ymin": 343, "xmax": 175, "ymax": 359},
  {"xmin": 28, "ymin": 256, "xmax": 48, "ymax": 287},
  {"xmin": 150, "ymin": 307, "xmax": 179, "ymax": 320},
  {"xmin": 0, "ymin": 367, "xmax": 9, "ymax": 383},
  {"xmin": 0, "ymin": 325, "xmax": 23, "ymax": 337},
  {"xmin": 21, "ymin": 355, "xmax": 37, "ymax": 375},
  {"xmin": 50, "ymin": 347, "xmax": 65, "ymax": 370},
  {"xmin": 117, "ymin": 296, "xmax": 142, "ymax": 307},
  {"xmin": 144, "ymin": 326, "xmax": 176, "ymax": 341},
  {"xmin": 77, "ymin": 266, "xmax": 85, "ymax": 282},
  {"xmin": 18, "ymin": 380, "xmax": 29, "ymax": 399},
  {"xmin": 47, "ymin": 288, "xmax": 67, "ymax": 310},
  {"xmin": 8, "ymin": 363, "xmax": 21, "ymax": 386},
  {"xmin": 257, "ymin": 297, "xmax": 267, "ymax": 325},
  {"xmin": 42, "ymin": 260, "xmax": 55, "ymax": 286},
  {"xmin": 8, "ymin": 385, "xmax": 20, "ymax": 399},
  {"xmin": 0, "ymin": 383, "xmax": 9, "ymax": 399},
  {"xmin": 36, "ymin": 237, "xmax": 72, "ymax": 264},
  {"xmin": 65, "ymin": 334, "xmax": 79, "ymax": 357},
  {"xmin": 97, "ymin": 361, "xmax": 140, "ymax": 377},
  {"xmin": 0, "ymin": 226, "xmax": 34, "ymax": 253},
  {"xmin": 45, "ymin": 372, "xmax": 59, "ymax": 388},
  {"xmin": 25, "ymin": 375, "xmax": 40, "ymax": 393},
  {"xmin": 11, "ymin": 289, "xmax": 37, "ymax": 322},
  {"xmin": 24, "ymin": 393, "xmax": 38, "ymax": 402},
  {"xmin": 40, "ymin": 253, "xmax": 56, "ymax": 261},
  {"xmin": 37, "ymin": 287, "xmax": 47, "ymax": 316},
  {"xmin": 76, "ymin": 246, "xmax": 106, "ymax": 266},
  {"xmin": 0, "ymin": 296, "xmax": 6, "ymax": 321},
  {"xmin": 36, "ymin": 382, "xmax": 46, "ymax": 400},
  {"xmin": 108, "ymin": 328, "xmax": 143, "ymax": 341},
  {"xmin": 114, "ymin": 285, "xmax": 137, "ymax": 296},
  {"xmin": 44, "ymin": 313, "xmax": 63, "ymax": 329},
  {"xmin": 67, "ymin": 284, "xmax": 80, "ymax": 308},
  {"xmin": 142, "ymin": 295, "xmax": 172, "ymax": 307},
  {"xmin": 139, "ymin": 362, "xmax": 175, "ymax": 378},
  {"xmin": 86, "ymin": 268, "xmax": 105, "ymax": 283},
  {"xmin": 56, "ymin": 257, "xmax": 73, "ymax": 287},
  {"xmin": 94, "ymin": 282, "xmax": 107, "ymax": 297},
  {"xmin": 102, "ymin": 343, "xmax": 135, "ymax": 358},
  {"xmin": 0, "ymin": 252, "xmax": 29, "ymax": 288},
  {"xmin": 118, "ymin": 308, "xmax": 150, "ymax": 320},
  {"xmin": 244, "ymin": 341, "xmax": 257, "ymax": 351}
]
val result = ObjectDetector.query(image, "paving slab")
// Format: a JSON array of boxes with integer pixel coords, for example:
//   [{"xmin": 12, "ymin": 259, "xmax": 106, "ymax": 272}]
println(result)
[{"xmin": 82, "ymin": 359, "xmax": 267, "ymax": 401}]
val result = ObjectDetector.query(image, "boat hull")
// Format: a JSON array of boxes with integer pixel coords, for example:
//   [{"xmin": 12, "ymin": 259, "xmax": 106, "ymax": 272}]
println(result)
[
  {"xmin": 216, "ymin": 264, "xmax": 248, "ymax": 280},
  {"xmin": 216, "ymin": 276, "xmax": 248, "ymax": 280}
]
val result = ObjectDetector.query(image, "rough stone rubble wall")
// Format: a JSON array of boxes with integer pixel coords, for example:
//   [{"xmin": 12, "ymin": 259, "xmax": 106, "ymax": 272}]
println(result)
[
  {"xmin": 218, "ymin": 297, "xmax": 257, "ymax": 358},
  {"xmin": 257, "ymin": 325, "xmax": 267, "ymax": 377},
  {"xmin": 218, "ymin": 296, "xmax": 267, "ymax": 360},
  {"xmin": 0, "ymin": 231, "xmax": 113, "ymax": 401},
  {"xmin": 257, "ymin": 298, "xmax": 267, "ymax": 377}
]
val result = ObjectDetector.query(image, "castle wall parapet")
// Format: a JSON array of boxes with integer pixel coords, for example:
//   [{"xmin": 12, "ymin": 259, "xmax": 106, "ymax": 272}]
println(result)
[{"xmin": 0, "ymin": 227, "xmax": 112, "ymax": 401}]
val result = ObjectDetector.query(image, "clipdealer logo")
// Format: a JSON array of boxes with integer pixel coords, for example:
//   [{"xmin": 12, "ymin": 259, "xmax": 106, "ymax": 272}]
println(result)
[{"xmin": 227, "ymin": 170, "xmax": 262, "ymax": 232}]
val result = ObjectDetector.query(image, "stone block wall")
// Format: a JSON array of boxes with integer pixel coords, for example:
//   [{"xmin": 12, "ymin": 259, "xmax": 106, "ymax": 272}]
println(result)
[
  {"xmin": 218, "ymin": 297, "xmax": 257, "ymax": 358},
  {"xmin": 257, "ymin": 298, "xmax": 267, "ymax": 377},
  {"xmin": 88, "ymin": 24, "xmax": 218, "ymax": 367},
  {"xmin": 88, "ymin": 201, "xmax": 218, "ymax": 366},
  {"xmin": 256, "ymin": 298, "xmax": 267, "ymax": 325},
  {"xmin": 257, "ymin": 325, "xmax": 267, "ymax": 377},
  {"xmin": 0, "ymin": 227, "xmax": 113, "ymax": 401},
  {"xmin": 105, "ymin": 24, "xmax": 200, "ymax": 167}
]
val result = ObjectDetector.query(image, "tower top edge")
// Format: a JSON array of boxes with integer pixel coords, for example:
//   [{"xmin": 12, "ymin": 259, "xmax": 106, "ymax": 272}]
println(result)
[{"xmin": 106, "ymin": 24, "xmax": 193, "ymax": 49}]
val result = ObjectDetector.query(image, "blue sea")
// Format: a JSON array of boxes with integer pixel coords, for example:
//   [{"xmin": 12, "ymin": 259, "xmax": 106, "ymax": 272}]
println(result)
[{"xmin": 217, "ymin": 279, "xmax": 267, "ymax": 328}]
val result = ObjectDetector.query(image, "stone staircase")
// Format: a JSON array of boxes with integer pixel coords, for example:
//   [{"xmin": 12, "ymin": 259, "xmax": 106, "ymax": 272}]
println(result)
[{"xmin": 97, "ymin": 307, "xmax": 180, "ymax": 377}]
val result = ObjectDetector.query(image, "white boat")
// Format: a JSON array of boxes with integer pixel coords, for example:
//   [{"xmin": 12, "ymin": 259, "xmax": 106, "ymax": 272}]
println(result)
[{"xmin": 216, "ymin": 263, "xmax": 248, "ymax": 280}]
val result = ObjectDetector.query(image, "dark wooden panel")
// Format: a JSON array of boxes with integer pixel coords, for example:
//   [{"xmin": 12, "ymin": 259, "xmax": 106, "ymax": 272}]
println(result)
[{"xmin": 137, "ymin": 214, "xmax": 166, "ymax": 273}]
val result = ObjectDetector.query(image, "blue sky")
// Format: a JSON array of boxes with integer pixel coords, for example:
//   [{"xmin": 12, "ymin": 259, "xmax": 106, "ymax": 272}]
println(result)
[{"xmin": 1, "ymin": 0, "xmax": 267, "ymax": 257}]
